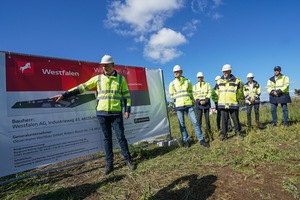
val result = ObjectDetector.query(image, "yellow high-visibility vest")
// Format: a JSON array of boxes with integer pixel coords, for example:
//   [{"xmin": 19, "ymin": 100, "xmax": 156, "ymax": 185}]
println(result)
[
  {"xmin": 169, "ymin": 76, "xmax": 193, "ymax": 108},
  {"xmin": 243, "ymin": 80, "xmax": 261, "ymax": 104},
  {"xmin": 216, "ymin": 75, "xmax": 242, "ymax": 109},
  {"xmin": 69, "ymin": 73, "xmax": 131, "ymax": 114},
  {"xmin": 267, "ymin": 75, "xmax": 289, "ymax": 94},
  {"xmin": 193, "ymin": 81, "xmax": 211, "ymax": 100}
]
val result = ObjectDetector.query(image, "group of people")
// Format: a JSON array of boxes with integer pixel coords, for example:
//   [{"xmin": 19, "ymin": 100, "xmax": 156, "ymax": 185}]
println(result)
[
  {"xmin": 52, "ymin": 54, "xmax": 292, "ymax": 175},
  {"xmin": 169, "ymin": 64, "xmax": 292, "ymax": 145}
]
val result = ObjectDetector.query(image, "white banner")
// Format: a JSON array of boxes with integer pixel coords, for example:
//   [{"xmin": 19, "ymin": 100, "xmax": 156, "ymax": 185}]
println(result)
[{"xmin": 0, "ymin": 52, "xmax": 170, "ymax": 177}]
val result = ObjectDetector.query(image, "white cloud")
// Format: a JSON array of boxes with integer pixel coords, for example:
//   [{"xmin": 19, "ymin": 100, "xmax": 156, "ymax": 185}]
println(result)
[
  {"xmin": 212, "ymin": 12, "xmax": 223, "ymax": 20},
  {"xmin": 144, "ymin": 28, "xmax": 187, "ymax": 63},
  {"xmin": 191, "ymin": 0, "xmax": 223, "ymax": 18},
  {"xmin": 182, "ymin": 19, "xmax": 200, "ymax": 37},
  {"xmin": 212, "ymin": 0, "xmax": 223, "ymax": 8},
  {"xmin": 191, "ymin": 0, "xmax": 208, "ymax": 13},
  {"xmin": 105, "ymin": 0, "xmax": 184, "ymax": 35},
  {"xmin": 104, "ymin": 0, "xmax": 223, "ymax": 63}
]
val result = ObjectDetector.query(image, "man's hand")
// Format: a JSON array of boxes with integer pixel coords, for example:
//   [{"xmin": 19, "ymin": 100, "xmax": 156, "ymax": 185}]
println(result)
[
  {"xmin": 51, "ymin": 94, "xmax": 63, "ymax": 102},
  {"xmin": 124, "ymin": 112, "xmax": 130, "ymax": 119},
  {"xmin": 200, "ymin": 100, "xmax": 206, "ymax": 105}
]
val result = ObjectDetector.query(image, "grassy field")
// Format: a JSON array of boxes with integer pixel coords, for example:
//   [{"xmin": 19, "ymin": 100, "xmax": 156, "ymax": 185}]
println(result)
[{"xmin": 1, "ymin": 100, "xmax": 300, "ymax": 200}]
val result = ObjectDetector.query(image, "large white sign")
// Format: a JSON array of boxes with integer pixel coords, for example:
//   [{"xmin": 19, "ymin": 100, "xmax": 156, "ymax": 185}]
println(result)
[{"xmin": 0, "ymin": 52, "xmax": 170, "ymax": 177}]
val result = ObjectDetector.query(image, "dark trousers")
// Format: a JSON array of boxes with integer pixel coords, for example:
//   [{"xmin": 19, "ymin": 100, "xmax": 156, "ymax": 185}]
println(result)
[
  {"xmin": 97, "ymin": 115, "xmax": 131, "ymax": 165},
  {"xmin": 215, "ymin": 103, "xmax": 232, "ymax": 130},
  {"xmin": 221, "ymin": 109, "xmax": 241, "ymax": 136},
  {"xmin": 196, "ymin": 108, "xmax": 212, "ymax": 141},
  {"xmin": 246, "ymin": 104, "xmax": 260, "ymax": 126},
  {"xmin": 195, "ymin": 109, "xmax": 211, "ymax": 132}
]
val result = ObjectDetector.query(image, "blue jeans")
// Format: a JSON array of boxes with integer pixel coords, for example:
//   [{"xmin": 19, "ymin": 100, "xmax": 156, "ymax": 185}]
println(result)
[
  {"xmin": 176, "ymin": 107, "xmax": 204, "ymax": 142},
  {"xmin": 97, "ymin": 115, "xmax": 131, "ymax": 165},
  {"xmin": 271, "ymin": 103, "xmax": 288, "ymax": 124}
]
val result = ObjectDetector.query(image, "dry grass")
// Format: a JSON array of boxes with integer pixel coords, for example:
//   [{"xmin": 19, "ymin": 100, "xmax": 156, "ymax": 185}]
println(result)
[{"xmin": 1, "ymin": 100, "xmax": 300, "ymax": 199}]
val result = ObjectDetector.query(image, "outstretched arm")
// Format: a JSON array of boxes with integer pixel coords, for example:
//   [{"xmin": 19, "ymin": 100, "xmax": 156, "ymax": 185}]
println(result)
[{"xmin": 51, "ymin": 94, "xmax": 64, "ymax": 102}]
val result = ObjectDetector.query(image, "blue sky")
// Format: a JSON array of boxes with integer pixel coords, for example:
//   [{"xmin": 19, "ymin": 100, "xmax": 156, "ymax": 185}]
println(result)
[{"xmin": 1, "ymin": 0, "xmax": 299, "ymax": 101}]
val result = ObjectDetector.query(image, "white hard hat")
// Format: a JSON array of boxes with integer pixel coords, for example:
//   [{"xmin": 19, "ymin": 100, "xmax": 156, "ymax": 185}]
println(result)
[
  {"xmin": 100, "ymin": 55, "xmax": 114, "ymax": 64},
  {"xmin": 173, "ymin": 65, "xmax": 182, "ymax": 72},
  {"xmin": 222, "ymin": 64, "xmax": 232, "ymax": 71},
  {"xmin": 196, "ymin": 72, "xmax": 204, "ymax": 77},
  {"xmin": 215, "ymin": 75, "xmax": 221, "ymax": 81},
  {"xmin": 247, "ymin": 73, "xmax": 254, "ymax": 78}
]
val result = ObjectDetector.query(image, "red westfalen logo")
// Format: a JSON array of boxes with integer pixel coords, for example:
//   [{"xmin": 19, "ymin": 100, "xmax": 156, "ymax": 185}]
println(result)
[{"xmin": 17, "ymin": 62, "xmax": 34, "ymax": 75}]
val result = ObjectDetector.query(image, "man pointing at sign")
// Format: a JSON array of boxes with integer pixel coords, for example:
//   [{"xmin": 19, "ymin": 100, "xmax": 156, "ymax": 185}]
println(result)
[{"xmin": 52, "ymin": 54, "xmax": 136, "ymax": 175}]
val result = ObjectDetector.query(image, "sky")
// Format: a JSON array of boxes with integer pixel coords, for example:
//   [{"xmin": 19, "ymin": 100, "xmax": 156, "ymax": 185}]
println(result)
[{"xmin": 1, "ymin": 0, "xmax": 300, "ymax": 101}]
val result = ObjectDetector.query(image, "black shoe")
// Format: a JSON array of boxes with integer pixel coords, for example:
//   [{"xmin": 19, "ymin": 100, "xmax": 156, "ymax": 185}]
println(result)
[
  {"xmin": 199, "ymin": 140, "xmax": 210, "ymax": 148},
  {"xmin": 228, "ymin": 127, "xmax": 233, "ymax": 132},
  {"xmin": 220, "ymin": 135, "xmax": 228, "ymax": 141},
  {"xmin": 126, "ymin": 160, "xmax": 137, "ymax": 171},
  {"xmin": 103, "ymin": 164, "xmax": 114, "ymax": 175},
  {"xmin": 184, "ymin": 141, "xmax": 191, "ymax": 148},
  {"xmin": 272, "ymin": 123, "xmax": 277, "ymax": 126},
  {"xmin": 236, "ymin": 131, "xmax": 244, "ymax": 141},
  {"xmin": 283, "ymin": 123, "xmax": 289, "ymax": 127}
]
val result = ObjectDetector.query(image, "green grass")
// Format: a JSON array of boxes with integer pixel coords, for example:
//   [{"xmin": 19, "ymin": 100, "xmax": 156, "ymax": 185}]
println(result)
[{"xmin": 1, "ymin": 99, "xmax": 300, "ymax": 199}]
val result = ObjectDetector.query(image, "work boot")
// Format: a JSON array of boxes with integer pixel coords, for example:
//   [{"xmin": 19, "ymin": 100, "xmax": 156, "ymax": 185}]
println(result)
[
  {"xmin": 199, "ymin": 140, "xmax": 210, "ymax": 148},
  {"xmin": 183, "ymin": 140, "xmax": 191, "ymax": 148},
  {"xmin": 236, "ymin": 131, "xmax": 244, "ymax": 141},
  {"xmin": 103, "ymin": 164, "xmax": 114, "ymax": 175},
  {"xmin": 256, "ymin": 121, "xmax": 263, "ymax": 129},
  {"xmin": 126, "ymin": 160, "xmax": 137, "ymax": 171},
  {"xmin": 220, "ymin": 134, "xmax": 228, "ymax": 141},
  {"xmin": 282, "ymin": 122, "xmax": 289, "ymax": 127}
]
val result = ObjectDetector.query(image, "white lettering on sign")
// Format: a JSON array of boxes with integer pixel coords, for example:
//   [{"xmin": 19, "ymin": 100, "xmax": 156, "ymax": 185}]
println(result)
[{"xmin": 42, "ymin": 69, "xmax": 80, "ymax": 76}]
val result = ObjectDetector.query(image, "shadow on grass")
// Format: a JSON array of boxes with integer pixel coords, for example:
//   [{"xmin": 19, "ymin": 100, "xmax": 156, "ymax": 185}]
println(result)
[
  {"xmin": 29, "ymin": 175, "xmax": 125, "ymax": 200},
  {"xmin": 149, "ymin": 174, "xmax": 217, "ymax": 200},
  {"xmin": 132, "ymin": 145, "xmax": 180, "ymax": 162}
]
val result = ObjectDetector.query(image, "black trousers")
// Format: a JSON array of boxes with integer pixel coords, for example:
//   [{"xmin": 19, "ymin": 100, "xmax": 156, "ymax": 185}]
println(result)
[
  {"xmin": 215, "ymin": 103, "xmax": 232, "ymax": 130},
  {"xmin": 221, "ymin": 109, "xmax": 241, "ymax": 136},
  {"xmin": 196, "ymin": 108, "xmax": 211, "ymax": 132},
  {"xmin": 246, "ymin": 104, "xmax": 259, "ymax": 125}
]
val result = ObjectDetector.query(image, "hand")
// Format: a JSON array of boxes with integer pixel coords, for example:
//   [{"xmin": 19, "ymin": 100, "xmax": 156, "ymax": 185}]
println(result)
[
  {"xmin": 51, "ymin": 94, "xmax": 63, "ymax": 102},
  {"xmin": 250, "ymin": 97, "xmax": 255, "ymax": 103},
  {"xmin": 124, "ymin": 112, "xmax": 130, "ymax": 119},
  {"xmin": 200, "ymin": 100, "xmax": 206, "ymax": 105},
  {"xmin": 273, "ymin": 91, "xmax": 278, "ymax": 96}
]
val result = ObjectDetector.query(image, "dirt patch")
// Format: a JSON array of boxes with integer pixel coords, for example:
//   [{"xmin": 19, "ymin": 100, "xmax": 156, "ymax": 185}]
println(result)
[{"xmin": 16, "ymin": 155, "xmax": 298, "ymax": 200}]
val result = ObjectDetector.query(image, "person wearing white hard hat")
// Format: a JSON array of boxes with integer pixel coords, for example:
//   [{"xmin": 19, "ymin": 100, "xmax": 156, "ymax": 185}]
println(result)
[
  {"xmin": 243, "ymin": 73, "xmax": 262, "ymax": 128},
  {"xmin": 211, "ymin": 75, "xmax": 233, "ymax": 132},
  {"xmin": 169, "ymin": 65, "xmax": 210, "ymax": 148},
  {"xmin": 193, "ymin": 72, "xmax": 213, "ymax": 142},
  {"xmin": 267, "ymin": 66, "xmax": 292, "ymax": 127},
  {"xmin": 52, "ymin": 54, "xmax": 136, "ymax": 174},
  {"xmin": 215, "ymin": 64, "xmax": 243, "ymax": 140}
]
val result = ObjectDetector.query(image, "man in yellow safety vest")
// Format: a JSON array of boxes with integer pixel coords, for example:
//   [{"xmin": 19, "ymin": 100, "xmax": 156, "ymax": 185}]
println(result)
[
  {"xmin": 267, "ymin": 66, "xmax": 292, "ymax": 127},
  {"xmin": 215, "ymin": 64, "xmax": 243, "ymax": 141},
  {"xmin": 169, "ymin": 65, "xmax": 210, "ymax": 148},
  {"xmin": 193, "ymin": 72, "xmax": 213, "ymax": 141},
  {"xmin": 52, "ymin": 55, "xmax": 136, "ymax": 175}
]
